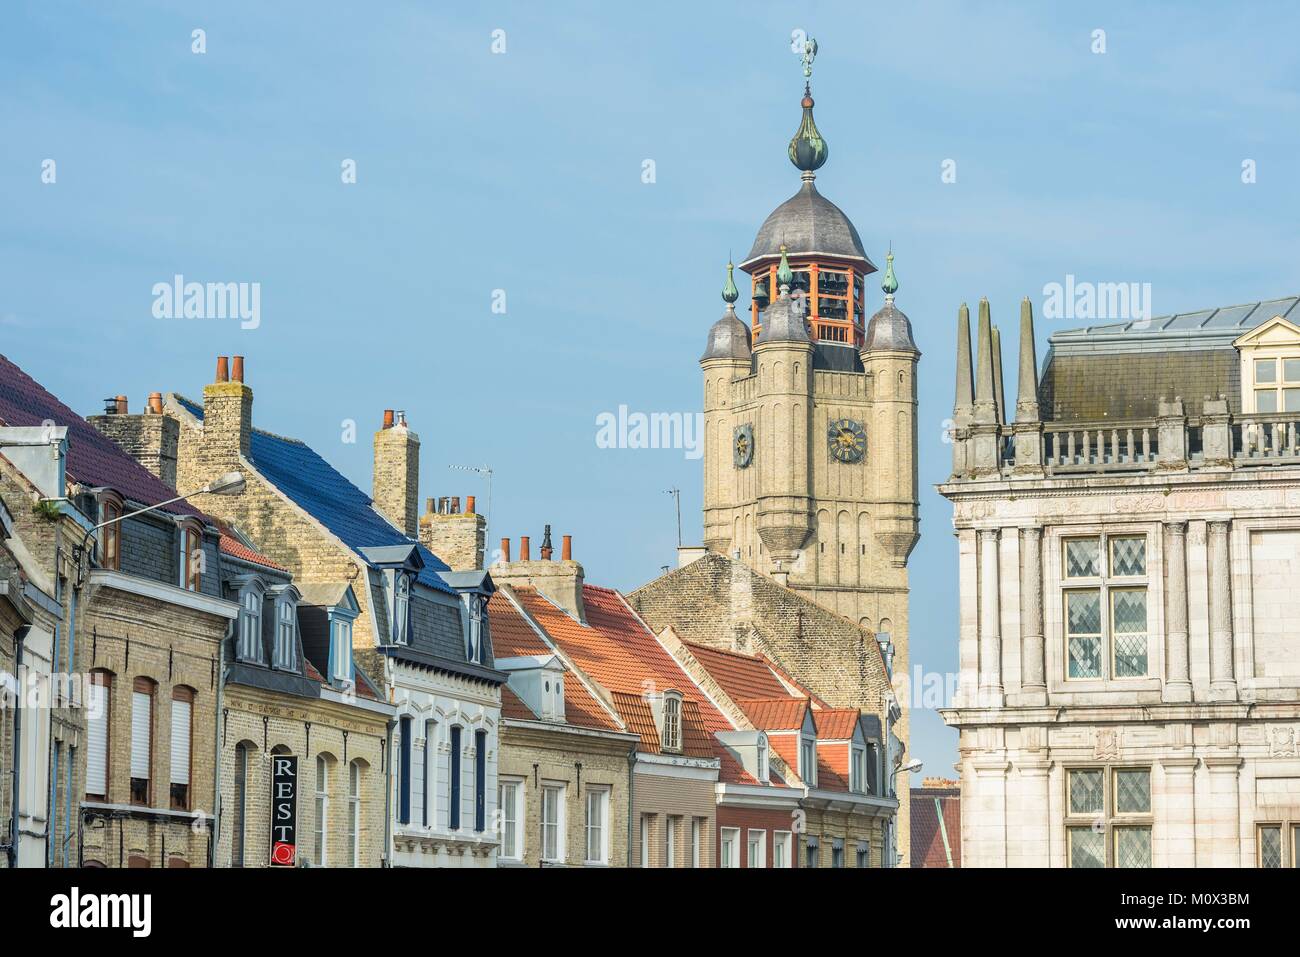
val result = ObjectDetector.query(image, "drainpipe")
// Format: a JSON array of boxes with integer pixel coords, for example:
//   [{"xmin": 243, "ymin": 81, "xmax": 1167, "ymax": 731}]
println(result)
[
  {"xmin": 382, "ymin": 718, "xmax": 395, "ymax": 868},
  {"xmin": 626, "ymin": 747, "xmax": 636, "ymax": 867},
  {"xmin": 6, "ymin": 625, "xmax": 30, "ymax": 869},
  {"xmin": 209, "ymin": 620, "xmax": 231, "ymax": 869}
]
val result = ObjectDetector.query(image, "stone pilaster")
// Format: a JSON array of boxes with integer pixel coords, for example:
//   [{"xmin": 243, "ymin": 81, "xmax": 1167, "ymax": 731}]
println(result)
[
  {"xmin": 978, "ymin": 528, "xmax": 1003, "ymax": 704},
  {"xmin": 1011, "ymin": 759, "xmax": 1050, "ymax": 866},
  {"xmin": 1163, "ymin": 521, "xmax": 1192, "ymax": 702},
  {"xmin": 1207, "ymin": 520, "xmax": 1237, "ymax": 701},
  {"xmin": 1018, "ymin": 527, "xmax": 1046, "ymax": 704},
  {"xmin": 1203, "ymin": 757, "xmax": 1243, "ymax": 867},
  {"xmin": 1158, "ymin": 757, "xmax": 1197, "ymax": 867}
]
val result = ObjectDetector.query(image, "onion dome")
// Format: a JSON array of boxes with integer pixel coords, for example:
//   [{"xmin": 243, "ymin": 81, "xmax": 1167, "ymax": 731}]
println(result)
[
  {"xmin": 701, "ymin": 262, "xmax": 753, "ymax": 362},
  {"xmin": 788, "ymin": 84, "xmax": 828, "ymax": 173},
  {"xmin": 754, "ymin": 245, "xmax": 812, "ymax": 346},
  {"xmin": 864, "ymin": 249, "xmax": 919, "ymax": 354}
]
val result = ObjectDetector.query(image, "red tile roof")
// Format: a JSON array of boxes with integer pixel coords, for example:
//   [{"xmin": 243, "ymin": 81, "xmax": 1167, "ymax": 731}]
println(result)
[
  {"xmin": 488, "ymin": 590, "xmax": 621, "ymax": 733},
  {"xmin": 683, "ymin": 641, "xmax": 791, "ymax": 701},
  {"xmin": 0, "ymin": 354, "xmax": 202, "ymax": 515},
  {"xmin": 500, "ymin": 685, "xmax": 537, "ymax": 721},
  {"xmin": 218, "ymin": 531, "xmax": 285, "ymax": 572},
  {"xmin": 507, "ymin": 585, "xmax": 729, "ymax": 759},
  {"xmin": 911, "ymin": 786, "xmax": 961, "ymax": 868},
  {"xmin": 736, "ymin": 697, "xmax": 808, "ymax": 731},
  {"xmin": 812, "ymin": 708, "xmax": 861, "ymax": 741}
]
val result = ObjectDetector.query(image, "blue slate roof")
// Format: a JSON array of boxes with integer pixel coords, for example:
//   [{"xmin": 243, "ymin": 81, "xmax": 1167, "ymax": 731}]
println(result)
[{"xmin": 175, "ymin": 395, "xmax": 452, "ymax": 593}]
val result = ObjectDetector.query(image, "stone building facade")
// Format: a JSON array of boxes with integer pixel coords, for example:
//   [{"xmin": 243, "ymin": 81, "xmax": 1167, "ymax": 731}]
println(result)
[
  {"xmin": 688, "ymin": 65, "xmax": 918, "ymax": 862},
  {"xmin": 941, "ymin": 294, "xmax": 1300, "ymax": 868}
]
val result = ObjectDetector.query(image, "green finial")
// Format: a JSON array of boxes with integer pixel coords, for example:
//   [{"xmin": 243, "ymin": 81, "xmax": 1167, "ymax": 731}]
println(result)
[
  {"xmin": 722, "ymin": 261, "xmax": 739, "ymax": 304},
  {"xmin": 799, "ymin": 36, "xmax": 818, "ymax": 79},
  {"xmin": 881, "ymin": 247, "xmax": 898, "ymax": 296},
  {"xmin": 776, "ymin": 244, "xmax": 794, "ymax": 290}
]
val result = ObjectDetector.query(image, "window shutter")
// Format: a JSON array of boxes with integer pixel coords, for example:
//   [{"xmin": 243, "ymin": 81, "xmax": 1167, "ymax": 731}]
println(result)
[
  {"xmin": 170, "ymin": 697, "xmax": 191, "ymax": 784},
  {"xmin": 131, "ymin": 690, "xmax": 152, "ymax": 778},
  {"xmin": 86, "ymin": 681, "xmax": 108, "ymax": 795}
]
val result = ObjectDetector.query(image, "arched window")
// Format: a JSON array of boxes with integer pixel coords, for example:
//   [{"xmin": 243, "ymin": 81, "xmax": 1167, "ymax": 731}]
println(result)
[
  {"xmin": 661, "ymin": 691, "xmax": 682, "ymax": 753},
  {"xmin": 130, "ymin": 677, "xmax": 157, "ymax": 806},
  {"xmin": 274, "ymin": 597, "xmax": 297, "ymax": 669},
  {"xmin": 314, "ymin": 755, "xmax": 330, "ymax": 866},
  {"xmin": 348, "ymin": 760, "xmax": 363, "ymax": 867},
  {"xmin": 97, "ymin": 492, "xmax": 123, "ymax": 571},
  {"xmin": 170, "ymin": 686, "xmax": 195, "ymax": 810},
  {"xmin": 392, "ymin": 573, "xmax": 411, "ymax": 645},
  {"xmin": 232, "ymin": 741, "xmax": 252, "ymax": 867},
  {"xmin": 85, "ymin": 669, "xmax": 113, "ymax": 801},
  {"xmin": 238, "ymin": 585, "xmax": 263, "ymax": 662}
]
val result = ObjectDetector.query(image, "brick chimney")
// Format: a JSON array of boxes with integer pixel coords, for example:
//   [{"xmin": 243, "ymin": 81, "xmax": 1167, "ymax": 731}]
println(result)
[
  {"xmin": 203, "ymin": 354, "xmax": 253, "ymax": 464},
  {"xmin": 89, "ymin": 389, "xmax": 181, "ymax": 489},
  {"xmin": 418, "ymin": 493, "xmax": 486, "ymax": 571},
  {"xmin": 373, "ymin": 409, "xmax": 419, "ymax": 538},
  {"xmin": 491, "ymin": 528, "xmax": 586, "ymax": 623}
]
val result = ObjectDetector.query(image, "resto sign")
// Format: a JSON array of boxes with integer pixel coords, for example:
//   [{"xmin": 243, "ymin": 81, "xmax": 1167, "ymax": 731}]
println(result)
[{"xmin": 270, "ymin": 754, "xmax": 298, "ymax": 867}]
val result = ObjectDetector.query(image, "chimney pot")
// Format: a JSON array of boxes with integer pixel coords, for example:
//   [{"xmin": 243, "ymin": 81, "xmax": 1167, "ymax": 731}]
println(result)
[
  {"xmin": 500, "ymin": 537, "xmax": 511, "ymax": 563},
  {"xmin": 425, "ymin": 497, "xmax": 435, "ymax": 514},
  {"xmin": 148, "ymin": 392, "xmax": 163, "ymax": 415},
  {"xmin": 519, "ymin": 536, "xmax": 531, "ymax": 561},
  {"xmin": 562, "ymin": 535, "xmax": 572, "ymax": 561},
  {"xmin": 215, "ymin": 356, "xmax": 229, "ymax": 382},
  {"xmin": 232, "ymin": 355, "xmax": 245, "ymax": 383},
  {"xmin": 102, "ymin": 397, "xmax": 117, "ymax": 415},
  {"xmin": 396, "ymin": 410, "xmax": 407, "ymax": 428},
  {"xmin": 382, "ymin": 409, "xmax": 394, "ymax": 430},
  {"xmin": 540, "ymin": 523, "xmax": 553, "ymax": 561},
  {"xmin": 466, "ymin": 495, "xmax": 475, "ymax": 514},
  {"xmin": 115, "ymin": 395, "xmax": 128, "ymax": 415},
  {"xmin": 451, "ymin": 496, "xmax": 460, "ymax": 514}
]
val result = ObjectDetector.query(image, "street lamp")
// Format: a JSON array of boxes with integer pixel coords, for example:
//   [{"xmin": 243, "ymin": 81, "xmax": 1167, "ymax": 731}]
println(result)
[
  {"xmin": 891, "ymin": 758, "xmax": 922, "ymax": 779},
  {"xmin": 89, "ymin": 471, "xmax": 247, "ymax": 533}
]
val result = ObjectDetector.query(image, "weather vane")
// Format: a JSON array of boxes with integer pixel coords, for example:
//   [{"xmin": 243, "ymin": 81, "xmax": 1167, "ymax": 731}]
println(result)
[{"xmin": 800, "ymin": 36, "xmax": 818, "ymax": 79}]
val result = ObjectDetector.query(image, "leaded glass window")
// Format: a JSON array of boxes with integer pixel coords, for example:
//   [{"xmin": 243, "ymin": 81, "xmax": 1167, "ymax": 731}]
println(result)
[
  {"xmin": 1061, "ymin": 532, "xmax": 1150, "ymax": 680},
  {"xmin": 1065, "ymin": 766, "xmax": 1153, "ymax": 868},
  {"xmin": 1260, "ymin": 826, "xmax": 1282, "ymax": 868}
]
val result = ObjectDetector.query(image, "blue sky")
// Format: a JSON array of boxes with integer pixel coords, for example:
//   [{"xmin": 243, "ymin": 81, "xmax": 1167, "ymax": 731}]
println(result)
[{"xmin": 4, "ymin": 1, "xmax": 1300, "ymax": 777}]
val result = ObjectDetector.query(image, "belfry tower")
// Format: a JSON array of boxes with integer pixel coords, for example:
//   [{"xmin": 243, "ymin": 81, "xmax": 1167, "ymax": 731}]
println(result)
[{"xmin": 699, "ymin": 50, "xmax": 920, "ymax": 704}]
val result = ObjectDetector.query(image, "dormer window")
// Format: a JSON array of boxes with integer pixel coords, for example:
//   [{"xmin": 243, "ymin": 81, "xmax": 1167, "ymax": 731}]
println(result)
[
  {"xmin": 1253, "ymin": 357, "xmax": 1300, "ymax": 413},
  {"xmin": 850, "ymin": 745, "xmax": 867, "ymax": 794},
  {"xmin": 96, "ymin": 492, "xmax": 123, "ymax": 571},
  {"xmin": 392, "ymin": 572, "xmax": 411, "ymax": 645},
  {"xmin": 541, "ymin": 671, "xmax": 564, "ymax": 722},
  {"xmin": 179, "ymin": 520, "xmax": 203, "ymax": 592},
  {"xmin": 238, "ymin": 585, "xmax": 264, "ymax": 662},
  {"xmin": 330, "ymin": 616, "xmax": 353, "ymax": 683},
  {"xmin": 661, "ymin": 691, "xmax": 682, "ymax": 753},
  {"xmin": 463, "ymin": 593, "xmax": 484, "ymax": 664},
  {"xmin": 274, "ymin": 596, "xmax": 297, "ymax": 669},
  {"xmin": 801, "ymin": 737, "xmax": 817, "ymax": 787}
]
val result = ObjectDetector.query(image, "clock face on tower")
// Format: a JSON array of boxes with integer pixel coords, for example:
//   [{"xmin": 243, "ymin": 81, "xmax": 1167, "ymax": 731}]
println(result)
[
  {"xmin": 827, "ymin": 418, "xmax": 866, "ymax": 463},
  {"xmin": 734, "ymin": 423, "xmax": 754, "ymax": 468}
]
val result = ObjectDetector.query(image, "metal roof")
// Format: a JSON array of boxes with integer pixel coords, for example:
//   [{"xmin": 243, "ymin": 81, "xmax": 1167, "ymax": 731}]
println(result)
[
  {"xmin": 741, "ymin": 180, "xmax": 872, "ymax": 270},
  {"xmin": 1049, "ymin": 296, "xmax": 1300, "ymax": 356},
  {"xmin": 174, "ymin": 395, "xmax": 452, "ymax": 593}
]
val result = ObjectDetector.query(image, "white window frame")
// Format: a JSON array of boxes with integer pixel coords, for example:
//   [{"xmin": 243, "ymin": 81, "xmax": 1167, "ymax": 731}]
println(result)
[
  {"xmin": 499, "ymin": 778, "xmax": 524, "ymax": 861},
  {"xmin": 747, "ymin": 828, "xmax": 766, "ymax": 868},
  {"xmin": 392, "ymin": 572, "xmax": 411, "ymax": 645},
  {"xmin": 691, "ymin": 817, "xmax": 702, "ymax": 868},
  {"xmin": 720, "ymin": 827, "xmax": 740, "ymax": 868},
  {"xmin": 239, "ymin": 586, "xmax": 263, "ymax": 662},
  {"xmin": 851, "ymin": 745, "xmax": 866, "ymax": 793},
  {"xmin": 640, "ymin": 815, "xmax": 650, "ymax": 867},
  {"xmin": 661, "ymin": 691, "xmax": 682, "ymax": 752},
  {"xmin": 665, "ymin": 815, "xmax": 678, "ymax": 868},
  {"xmin": 584, "ymin": 787, "xmax": 609, "ymax": 865},
  {"xmin": 801, "ymin": 736, "xmax": 817, "ymax": 787},
  {"xmin": 541, "ymin": 783, "xmax": 566, "ymax": 864},
  {"xmin": 274, "ymin": 597, "xmax": 296, "ymax": 670},
  {"xmin": 347, "ymin": 761, "xmax": 361, "ymax": 867},
  {"xmin": 774, "ymin": 830, "xmax": 793, "ymax": 869},
  {"xmin": 314, "ymin": 756, "xmax": 329, "ymax": 866},
  {"xmin": 329, "ymin": 616, "xmax": 352, "ymax": 683}
]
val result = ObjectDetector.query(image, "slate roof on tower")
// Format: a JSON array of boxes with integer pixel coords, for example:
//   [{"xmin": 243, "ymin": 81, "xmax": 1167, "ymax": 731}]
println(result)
[{"xmin": 172, "ymin": 394, "xmax": 453, "ymax": 592}]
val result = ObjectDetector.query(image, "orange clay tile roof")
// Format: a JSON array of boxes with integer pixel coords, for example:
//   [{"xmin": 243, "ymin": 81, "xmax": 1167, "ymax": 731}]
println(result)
[
  {"xmin": 217, "ymin": 531, "xmax": 286, "ymax": 572},
  {"xmin": 816, "ymin": 743, "xmax": 850, "ymax": 792},
  {"xmin": 487, "ymin": 590, "xmax": 622, "ymax": 733},
  {"xmin": 500, "ymin": 684, "xmax": 536, "ymax": 721},
  {"xmin": 813, "ymin": 708, "xmax": 861, "ymax": 740},
  {"xmin": 683, "ymin": 641, "xmax": 791, "ymax": 700},
  {"xmin": 508, "ymin": 585, "xmax": 729, "ymax": 759},
  {"xmin": 736, "ymin": 697, "xmax": 809, "ymax": 731}
]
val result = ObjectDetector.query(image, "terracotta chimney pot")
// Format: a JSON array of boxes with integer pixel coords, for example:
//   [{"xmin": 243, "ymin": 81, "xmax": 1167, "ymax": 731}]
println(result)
[
  {"xmin": 382, "ymin": 409, "xmax": 394, "ymax": 430},
  {"xmin": 215, "ymin": 356, "xmax": 229, "ymax": 382},
  {"xmin": 500, "ymin": 537, "xmax": 511, "ymax": 563},
  {"xmin": 148, "ymin": 392, "xmax": 163, "ymax": 415},
  {"xmin": 115, "ymin": 395, "xmax": 128, "ymax": 415},
  {"xmin": 520, "ymin": 536, "xmax": 531, "ymax": 561},
  {"xmin": 466, "ymin": 495, "xmax": 476, "ymax": 514},
  {"xmin": 231, "ymin": 355, "xmax": 245, "ymax": 383},
  {"xmin": 562, "ymin": 535, "xmax": 572, "ymax": 561}
]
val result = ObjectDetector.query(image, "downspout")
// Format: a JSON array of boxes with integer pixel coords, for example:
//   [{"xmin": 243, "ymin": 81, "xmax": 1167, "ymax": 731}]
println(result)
[
  {"xmin": 382, "ymin": 717, "xmax": 395, "ymax": 868},
  {"xmin": 209, "ymin": 620, "xmax": 231, "ymax": 869},
  {"xmin": 6, "ymin": 625, "xmax": 29, "ymax": 869},
  {"xmin": 626, "ymin": 747, "xmax": 636, "ymax": 867}
]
